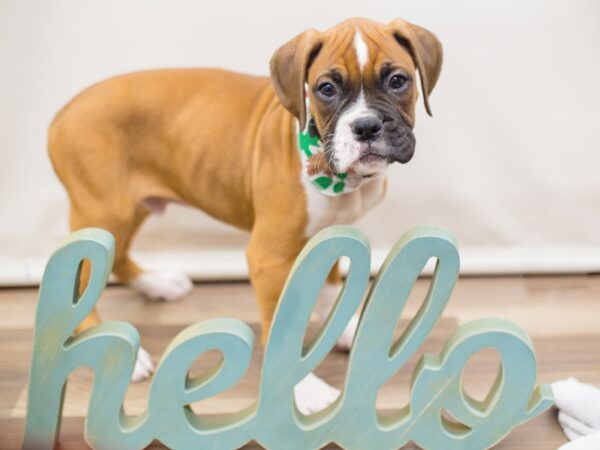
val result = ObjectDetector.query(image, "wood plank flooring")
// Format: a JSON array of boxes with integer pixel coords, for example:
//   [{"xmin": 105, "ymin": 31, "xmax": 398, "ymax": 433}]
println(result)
[{"xmin": 2, "ymin": 275, "xmax": 600, "ymax": 449}]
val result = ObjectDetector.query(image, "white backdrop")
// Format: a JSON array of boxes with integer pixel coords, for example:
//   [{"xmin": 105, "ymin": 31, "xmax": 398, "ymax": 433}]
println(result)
[{"xmin": 1, "ymin": 0, "xmax": 599, "ymax": 284}]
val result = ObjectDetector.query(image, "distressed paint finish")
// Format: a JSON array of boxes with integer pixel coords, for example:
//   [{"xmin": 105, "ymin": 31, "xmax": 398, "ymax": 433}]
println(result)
[{"xmin": 22, "ymin": 226, "xmax": 553, "ymax": 450}]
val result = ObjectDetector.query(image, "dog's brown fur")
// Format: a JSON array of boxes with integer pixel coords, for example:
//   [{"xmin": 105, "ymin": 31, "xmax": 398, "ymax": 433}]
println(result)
[{"xmin": 49, "ymin": 18, "xmax": 441, "ymax": 343}]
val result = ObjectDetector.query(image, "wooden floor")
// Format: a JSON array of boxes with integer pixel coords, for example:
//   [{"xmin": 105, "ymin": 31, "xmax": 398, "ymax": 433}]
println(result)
[{"xmin": 2, "ymin": 275, "xmax": 600, "ymax": 449}]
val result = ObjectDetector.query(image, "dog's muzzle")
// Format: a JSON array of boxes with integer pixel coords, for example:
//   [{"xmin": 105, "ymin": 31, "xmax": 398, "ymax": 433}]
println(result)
[{"xmin": 385, "ymin": 123, "xmax": 416, "ymax": 164}]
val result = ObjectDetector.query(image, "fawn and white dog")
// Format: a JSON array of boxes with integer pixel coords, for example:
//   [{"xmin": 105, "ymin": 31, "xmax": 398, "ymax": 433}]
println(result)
[{"xmin": 49, "ymin": 17, "xmax": 442, "ymax": 414}]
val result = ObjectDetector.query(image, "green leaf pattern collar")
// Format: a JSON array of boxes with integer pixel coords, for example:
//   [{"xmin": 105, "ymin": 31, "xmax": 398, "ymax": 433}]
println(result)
[{"xmin": 297, "ymin": 119, "xmax": 358, "ymax": 196}]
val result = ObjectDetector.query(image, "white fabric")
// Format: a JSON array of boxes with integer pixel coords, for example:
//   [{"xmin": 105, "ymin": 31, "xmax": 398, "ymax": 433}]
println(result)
[
  {"xmin": 553, "ymin": 378, "xmax": 600, "ymax": 449},
  {"xmin": 559, "ymin": 434, "xmax": 600, "ymax": 450},
  {"xmin": 1, "ymin": 1, "xmax": 600, "ymax": 285}
]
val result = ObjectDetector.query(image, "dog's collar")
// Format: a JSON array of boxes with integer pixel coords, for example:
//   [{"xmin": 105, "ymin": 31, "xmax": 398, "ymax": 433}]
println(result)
[{"xmin": 297, "ymin": 118, "xmax": 358, "ymax": 196}]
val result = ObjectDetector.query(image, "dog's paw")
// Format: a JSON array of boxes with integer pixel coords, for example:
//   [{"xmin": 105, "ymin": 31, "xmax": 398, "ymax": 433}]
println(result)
[
  {"xmin": 131, "ymin": 346, "xmax": 155, "ymax": 382},
  {"xmin": 335, "ymin": 314, "xmax": 359, "ymax": 352},
  {"xmin": 294, "ymin": 373, "xmax": 340, "ymax": 415},
  {"xmin": 129, "ymin": 270, "xmax": 193, "ymax": 302}
]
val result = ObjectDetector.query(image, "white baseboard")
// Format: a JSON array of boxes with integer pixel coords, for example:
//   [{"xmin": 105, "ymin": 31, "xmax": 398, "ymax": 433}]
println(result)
[{"xmin": 0, "ymin": 246, "xmax": 599, "ymax": 287}]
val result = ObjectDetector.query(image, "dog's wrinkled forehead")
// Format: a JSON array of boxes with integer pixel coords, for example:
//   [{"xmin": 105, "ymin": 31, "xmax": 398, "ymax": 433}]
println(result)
[{"xmin": 309, "ymin": 21, "xmax": 416, "ymax": 95}]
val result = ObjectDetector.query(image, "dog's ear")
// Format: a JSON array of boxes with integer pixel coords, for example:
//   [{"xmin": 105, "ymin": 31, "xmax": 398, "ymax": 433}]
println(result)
[
  {"xmin": 270, "ymin": 29, "xmax": 322, "ymax": 130},
  {"xmin": 388, "ymin": 19, "xmax": 443, "ymax": 116}
]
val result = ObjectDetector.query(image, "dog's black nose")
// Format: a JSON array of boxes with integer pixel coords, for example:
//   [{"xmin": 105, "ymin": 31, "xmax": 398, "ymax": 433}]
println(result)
[{"xmin": 351, "ymin": 116, "xmax": 383, "ymax": 142}]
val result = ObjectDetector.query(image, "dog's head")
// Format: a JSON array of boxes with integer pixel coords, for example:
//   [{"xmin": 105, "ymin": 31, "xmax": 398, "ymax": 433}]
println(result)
[{"xmin": 271, "ymin": 18, "xmax": 442, "ymax": 178}]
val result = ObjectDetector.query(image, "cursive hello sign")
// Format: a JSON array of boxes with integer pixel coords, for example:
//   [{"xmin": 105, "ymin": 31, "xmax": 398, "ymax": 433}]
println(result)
[{"xmin": 22, "ymin": 226, "xmax": 553, "ymax": 450}]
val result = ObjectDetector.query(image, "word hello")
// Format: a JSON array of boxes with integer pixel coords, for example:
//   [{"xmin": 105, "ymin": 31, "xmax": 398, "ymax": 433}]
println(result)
[{"xmin": 23, "ymin": 226, "xmax": 552, "ymax": 450}]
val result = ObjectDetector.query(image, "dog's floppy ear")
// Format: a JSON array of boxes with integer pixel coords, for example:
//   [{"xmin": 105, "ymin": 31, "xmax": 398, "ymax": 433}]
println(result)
[
  {"xmin": 388, "ymin": 19, "xmax": 443, "ymax": 116},
  {"xmin": 270, "ymin": 29, "xmax": 322, "ymax": 130}
]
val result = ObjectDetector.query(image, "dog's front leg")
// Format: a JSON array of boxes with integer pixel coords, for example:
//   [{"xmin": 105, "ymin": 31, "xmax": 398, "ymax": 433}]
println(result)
[
  {"xmin": 73, "ymin": 259, "xmax": 155, "ymax": 382},
  {"xmin": 247, "ymin": 224, "xmax": 340, "ymax": 414},
  {"xmin": 246, "ymin": 224, "xmax": 305, "ymax": 346}
]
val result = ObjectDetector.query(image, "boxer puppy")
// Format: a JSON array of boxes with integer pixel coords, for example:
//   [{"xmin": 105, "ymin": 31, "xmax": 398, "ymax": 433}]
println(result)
[{"xmin": 49, "ymin": 17, "xmax": 442, "ymax": 414}]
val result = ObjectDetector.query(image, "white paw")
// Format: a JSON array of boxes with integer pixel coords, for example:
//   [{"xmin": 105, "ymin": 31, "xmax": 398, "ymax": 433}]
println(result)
[
  {"xmin": 335, "ymin": 314, "xmax": 359, "ymax": 351},
  {"xmin": 294, "ymin": 373, "xmax": 340, "ymax": 415},
  {"xmin": 129, "ymin": 270, "xmax": 193, "ymax": 302},
  {"xmin": 131, "ymin": 346, "xmax": 155, "ymax": 382}
]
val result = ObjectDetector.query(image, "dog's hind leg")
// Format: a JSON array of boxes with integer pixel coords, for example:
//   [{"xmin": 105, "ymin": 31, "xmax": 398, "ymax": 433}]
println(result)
[
  {"xmin": 126, "ymin": 197, "xmax": 194, "ymax": 302},
  {"xmin": 71, "ymin": 196, "xmax": 193, "ymax": 303},
  {"xmin": 70, "ymin": 201, "xmax": 156, "ymax": 381},
  {"xmin": 69, "ymin": 201, "xmax": 148, "ymax": 284}
]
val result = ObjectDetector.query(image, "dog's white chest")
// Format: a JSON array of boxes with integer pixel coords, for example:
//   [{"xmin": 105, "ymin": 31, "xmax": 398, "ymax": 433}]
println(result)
[{"xmin": 302, "ymin": 176, "xmax": 386, "ymax": 237}]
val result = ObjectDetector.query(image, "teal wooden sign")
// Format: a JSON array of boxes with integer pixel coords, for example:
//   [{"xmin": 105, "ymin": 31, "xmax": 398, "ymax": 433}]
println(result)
[{"xmin": 22, "ymin": 226, "xmax": 553, "ymax": 450}]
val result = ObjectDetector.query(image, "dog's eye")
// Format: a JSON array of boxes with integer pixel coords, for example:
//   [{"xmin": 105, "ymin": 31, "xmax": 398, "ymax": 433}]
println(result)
[
  {"xmin": 318, "ymin": 82, "xmax": 337, "ymax": 98},
  {"xmin": 388, "ymin": 74, "xmax": 408, "ymax": 91}
]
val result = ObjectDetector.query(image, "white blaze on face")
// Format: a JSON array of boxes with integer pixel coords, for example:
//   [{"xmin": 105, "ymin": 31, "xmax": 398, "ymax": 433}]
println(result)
[
  {"xmin": 333, "ymin": 92, "xmax": 372, "ymax": 172},
  {"xmin": 353, "ymin": 29, "xmax": 369, "ymax": 71},
  {"xmin": 332, "ymin": 29, "xmax": 384, "ymax": 174}
]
